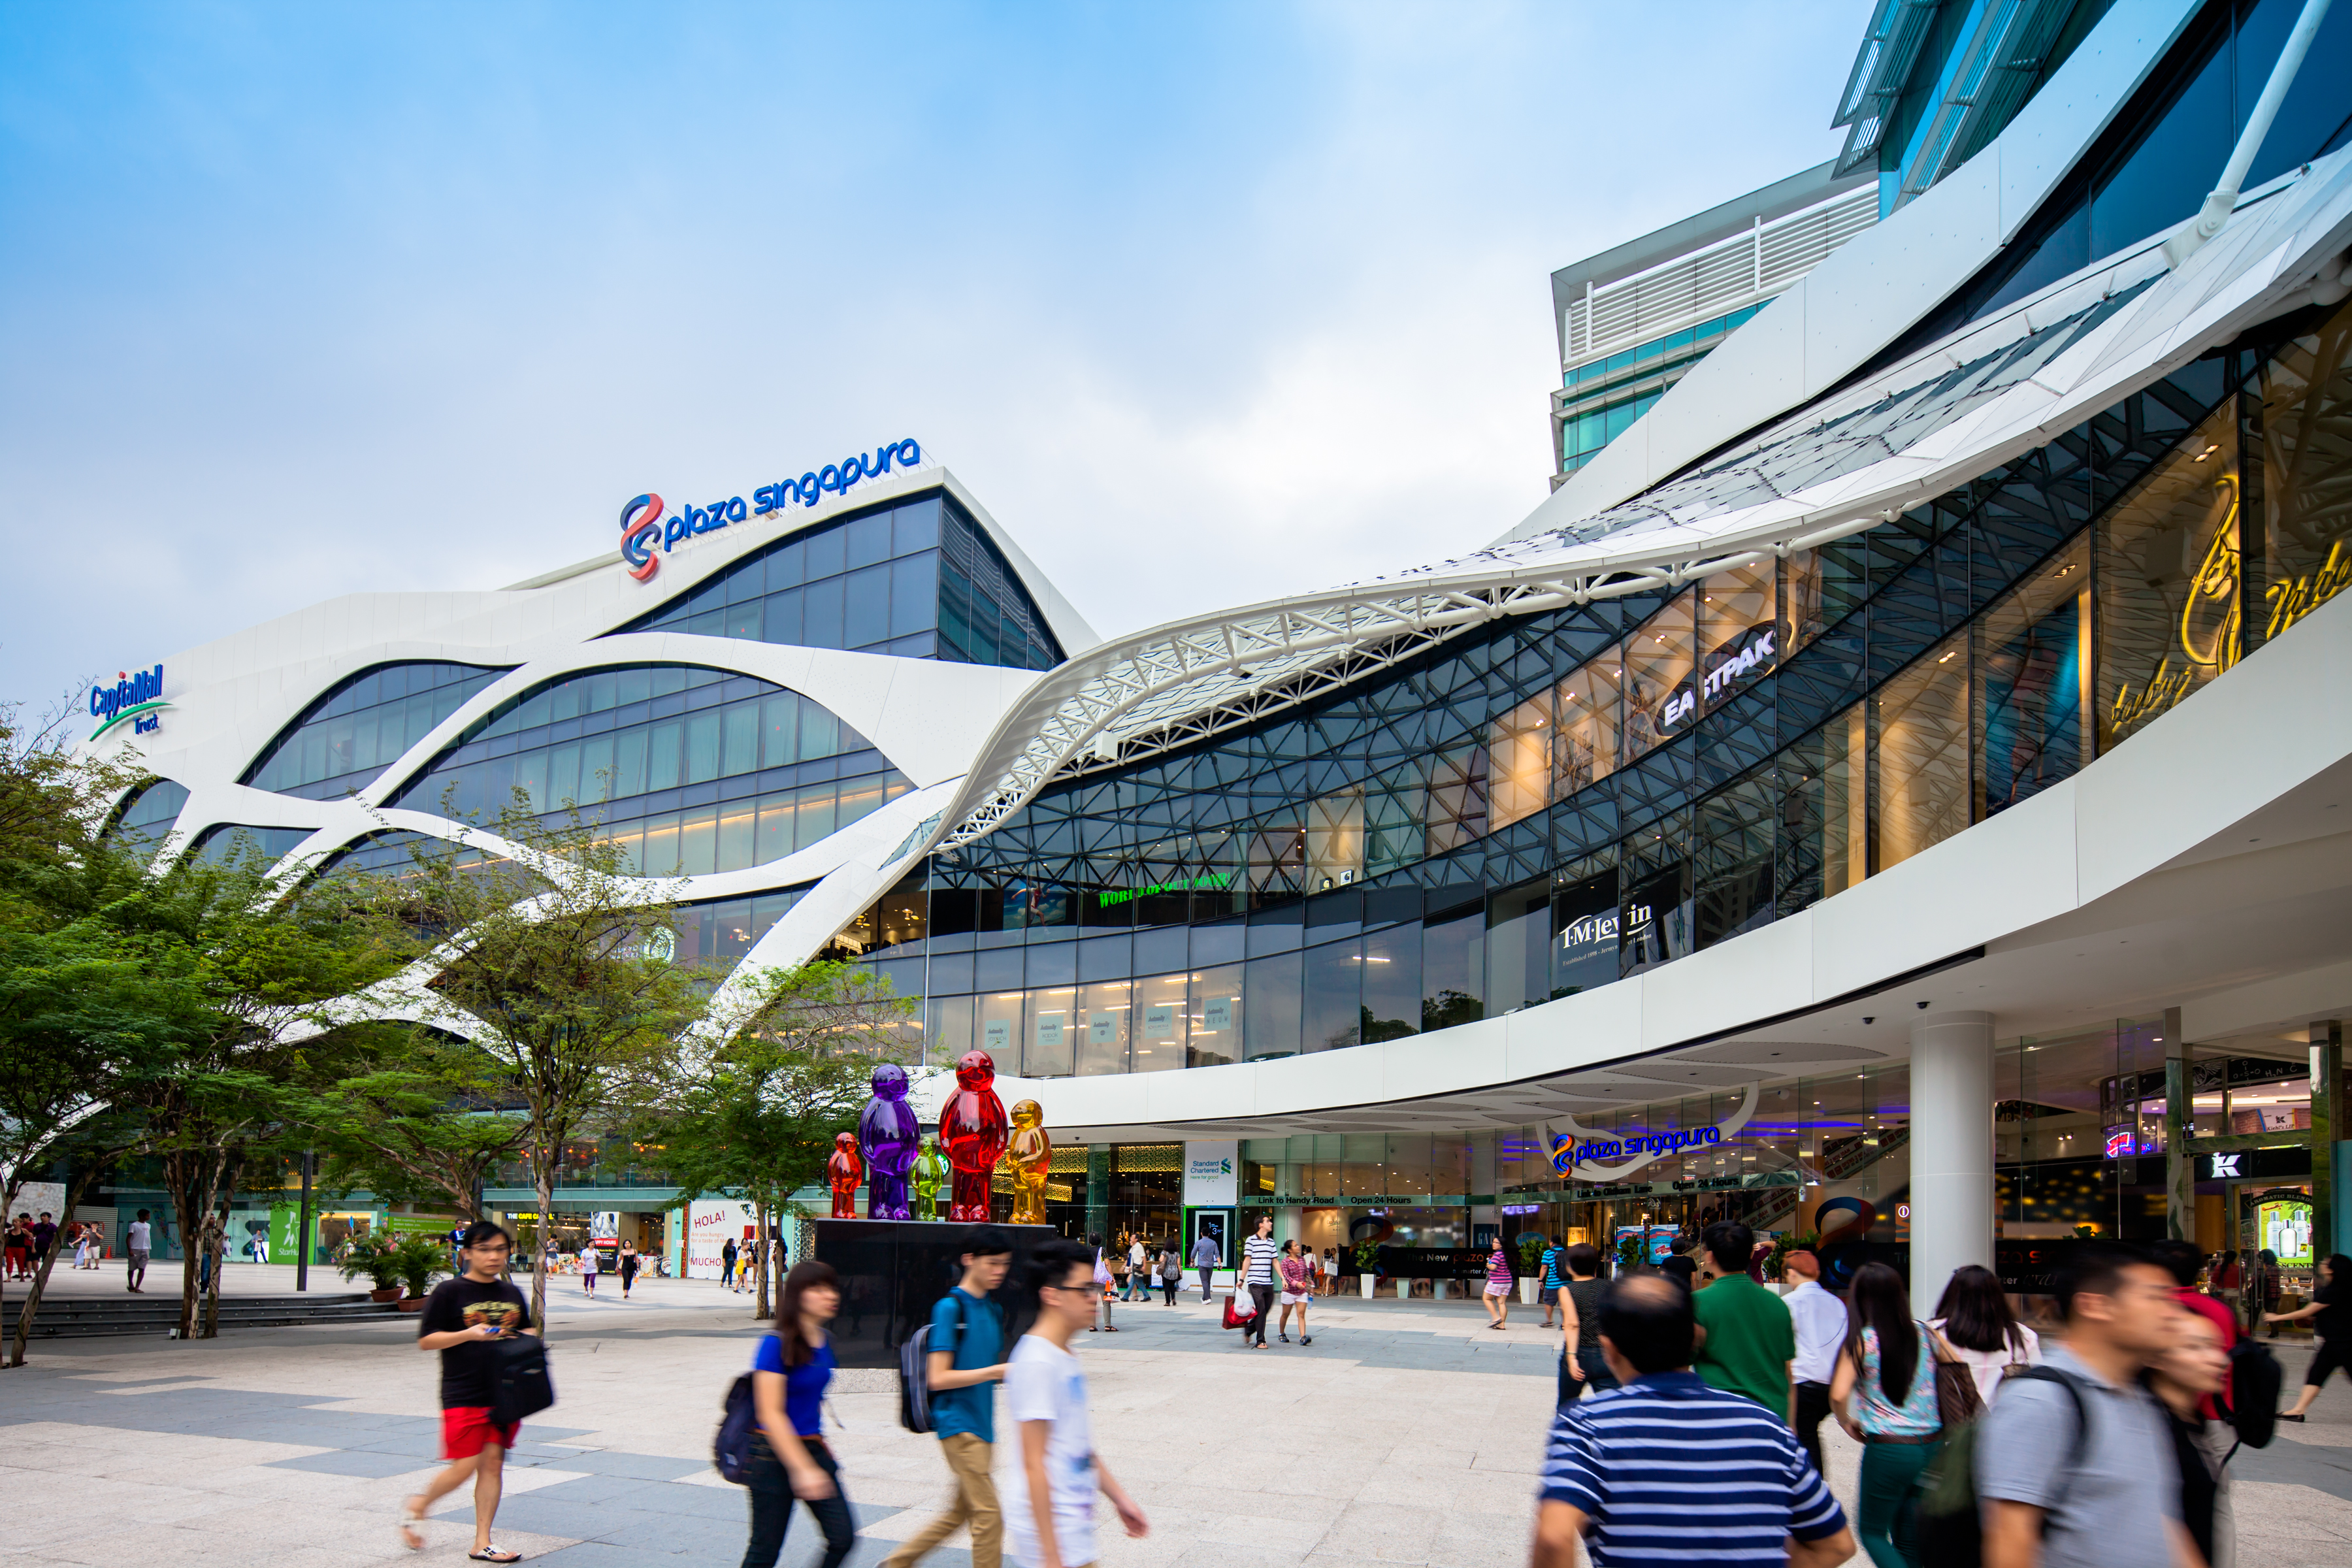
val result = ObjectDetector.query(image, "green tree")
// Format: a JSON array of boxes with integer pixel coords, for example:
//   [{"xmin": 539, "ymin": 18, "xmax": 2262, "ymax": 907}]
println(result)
[
  {"xmin": 358, "ymin": 802, "xmax": 703, "ymax": 1330},
  {"xmin": 108, "ymin": 836, "xmax": 402, "ymax": 1339},
  {"xmin": 641, "ymin": 962, "xmax": 914, "ymax": 1318},
  {"xmin": 271, "ymin": 1021, "xmax": 531, "ymax": 1223}
]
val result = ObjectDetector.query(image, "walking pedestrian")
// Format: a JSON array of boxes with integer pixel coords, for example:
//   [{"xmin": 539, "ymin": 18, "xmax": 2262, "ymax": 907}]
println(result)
[
  {"xmin": 1978, "ymin": 1241, "xmax": 2195, "ymax": 1568},
  {"xmin": 398, "ymin": 1220, "xmax": 536, "ymax": 1563},
  {"xmin": 1539, "ymin": 1237, "xmax": 1566, "ymax": 1329},
  {"xmin": 723, "ymin": 1235, "xmax": 740, "ymax": 1292},
  {"xmin": 740, "ymin": 1260, "xmax": 858, "ymax": 1568},
  {"xmin": 31, "ymin": 1211, "xmax": 57, "ymax": 1271},
  {"xmin": 1559, "ymin": 1243, "xmax": 1615, "ymax": 1405},
  {"xmin": 1239, "ymin": 1215, "xmax": 1279, "ymax": 1348},
  {"xmin": 1158, "ymin": 1244, "xmax": 1178, "ymax": 1305},
  {"xmin": 1529, "ymin": 1274, "xmax": 1853, "ymax": 1568},
  {"xmin": 882, "ymin": 1228, "xmax": 1011, "ymax": 1568},
  {"xmin": 1003, "ymin": 1237, "xmax": 1150, "ymax": 1568},
  {"xmin": 1276, "ymin": 1240, "xmax": 1313, "ymax": 1345},
  {"xmin": 1831, "ymin": 1262, "xmax": 1950, "ymax": 1568},
  {"xmin": 125, "ymin": 1209, "xmax": 151, "ymax": 1292},
  {"xmin": 1782, "ymin": 1245, "xmax": 1844, "ymax": 1475},
  {"xmin": 1321, "ymin": 1247, "xmax": 1337, "ymax": 1296},
  {"xmin": 1691, "ymin": 1221, "xmax": 1795, "ymax": 1418},
  {"xmin": 2151, "ymin": 1239, "xmax": 2238, "ymax": 1420},
  {"xmin": 1126, "ymin": 1234, "xmax": 1147, "ymax": 1303},
  {"xmin": 580, "ymin": 1241, "xmax": 598, "ymax": 1298},
  {"xmin": 1929, "ymin": 1261, "xmax": 2041, "ymax": 1410},
  {"xmin": 2268, "ymin": 1250, "xmax": 2352, "ymax": 1420},
  {"xmin": 1086, "ymin": 1233, "xmax": 1117, "ymax": 1333},
  {"xmin": 1190, "ymin": 1229, "xmax": 1220, "ymax": 1301},
  {"xmin": 2151, "ymin": 1307, "xmax": 2234, "ymax": 1568},
  {"xmin": 2254, "ymin": 1247, "xmax": 2281, "ymax": 1336},
  {"xmin": 4, "ymin": 1216, "xmax": 25, "ymax": 1281},
  {"xmin": 619, "ymin": 1245, "xmax": 640, "ymax": 1301},
  {"xmin": 1482, "ymin": 1239, "xmax": 1512, "ymax": 1329}
]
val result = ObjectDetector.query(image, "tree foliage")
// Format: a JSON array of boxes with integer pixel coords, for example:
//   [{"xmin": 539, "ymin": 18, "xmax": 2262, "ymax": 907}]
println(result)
[
  {"xmin": 638, "ymin": 962, "xmax": 916, "ymax": 1318},
  {"xmin": 354, "ymin": 800, "xmax": 704, "ymax": 1330}
]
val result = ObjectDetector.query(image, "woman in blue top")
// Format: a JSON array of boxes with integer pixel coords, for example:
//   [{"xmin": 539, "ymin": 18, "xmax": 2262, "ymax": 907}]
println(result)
[{"xmin": 742, "ymin": 1260, "xmax": 855, "ymax": 1568}]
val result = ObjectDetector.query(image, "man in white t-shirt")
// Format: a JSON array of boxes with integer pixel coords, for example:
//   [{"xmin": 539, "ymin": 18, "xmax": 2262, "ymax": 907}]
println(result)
[
  {"xmin": 1004, "ymin": 1238, "xmax": 1149, "ymax": 1568},
  {"xmin": 125, "ymin": 1210, "xmax": 153, "ymax": 1294}
]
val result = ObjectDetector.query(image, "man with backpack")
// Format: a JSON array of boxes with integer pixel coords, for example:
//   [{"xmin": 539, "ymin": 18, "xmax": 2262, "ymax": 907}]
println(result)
[
  {"xmin": 1978, "ymin": 1242, "xmax": 2197, "ymax": 1568},
  {"xmin": 883, "ymin": 1226, "xmax": 1013, "ymax": 1568}
]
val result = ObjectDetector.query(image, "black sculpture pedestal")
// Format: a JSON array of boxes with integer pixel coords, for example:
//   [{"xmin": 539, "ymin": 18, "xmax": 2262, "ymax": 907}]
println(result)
[{"xmin": 813, "ymin": 1219, "xmax": 1058, "ymax": 1369}]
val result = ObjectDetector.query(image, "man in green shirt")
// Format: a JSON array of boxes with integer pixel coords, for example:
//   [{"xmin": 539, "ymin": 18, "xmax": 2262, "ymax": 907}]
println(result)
[{"xmin": 1691, "ymin": 1221, "xmax": 1795, "ymax": 1420}]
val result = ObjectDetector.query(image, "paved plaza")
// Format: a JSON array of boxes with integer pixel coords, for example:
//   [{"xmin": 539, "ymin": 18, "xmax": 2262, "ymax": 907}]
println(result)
[{"xmin": 7, "ymin": 1276, "xmax": 2352, "ymax": 1565}]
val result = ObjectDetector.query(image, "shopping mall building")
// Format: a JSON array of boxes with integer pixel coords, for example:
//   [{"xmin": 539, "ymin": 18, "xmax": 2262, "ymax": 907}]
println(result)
[{"xmin": 80, "ymin": 0, "xmax": 2352, "ymax": 1302}]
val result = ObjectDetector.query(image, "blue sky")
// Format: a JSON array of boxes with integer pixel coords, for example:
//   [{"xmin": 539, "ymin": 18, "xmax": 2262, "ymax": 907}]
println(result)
[{"xmin": 1, "ymin": 2, "xmax": 1867, "ymax": 711}]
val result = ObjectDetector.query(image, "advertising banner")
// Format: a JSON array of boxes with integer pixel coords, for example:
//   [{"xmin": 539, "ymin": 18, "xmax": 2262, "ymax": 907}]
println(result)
[
  {"xmin": 1183, "ymin": 1141, "xmax": 1238, "ymax": 1208},
  {"xmin": 685, "ymin": 1199, "xmax": 754, "ymax": 1279}
]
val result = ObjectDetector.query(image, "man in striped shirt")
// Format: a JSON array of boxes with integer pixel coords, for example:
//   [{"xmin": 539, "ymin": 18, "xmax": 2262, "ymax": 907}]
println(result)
[
  {"xmin": 1531, "ymin": 1275, "xmax": 1853, "ymax": 1567},
  {"xmin": 1239, "ymin": 1216, "xmax": 1280, "ymax": 1349}
]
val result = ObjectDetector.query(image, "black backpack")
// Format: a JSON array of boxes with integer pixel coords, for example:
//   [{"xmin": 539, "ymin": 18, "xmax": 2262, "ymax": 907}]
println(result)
[
  {"xmin": 713, "ymin": 1337, "xmax": 774, "ymax": 1484},
  {"xmin": 898, "ymin": 1292, "xmax": 998, "ymax": 1433},
  {"xmin": 2217, "ymin": 1334, "xmax": 2283, "ymax": 1457},
  {"xmin": 487, "ymin": 1333, "xmax": 556, "ymax": 1428},
  {"xmin": 1917, "ymin": 1365, "xmax": 2089, "ymax": 1568}
]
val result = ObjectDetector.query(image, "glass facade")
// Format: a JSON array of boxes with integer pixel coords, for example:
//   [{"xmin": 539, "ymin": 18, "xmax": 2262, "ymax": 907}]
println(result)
[
  {"xmin": 1556, "ymin": 304, "xmax": 1767, "ymax": 475},
  {"xmin": 1899, "ymin": 0, "xmax": 2352, "ymax": 340},
  {"xmin": 108, "ymin": 778, "xmax": 189, "ymax": 847},
  {"xmin": 613, "ymin": 488, "xmax": 1064, "ymax": 672},
  {"xmin": 188, "ymin": 824, "xmax": 313, "ymax": 866},
  {"xmin": 853, "ymin": 299, "xmax": 2352, "ymax": 1072},
  {"xmin": 387, "ymin": 663, "xmax": 913, "ymax": 875},
  {"xmin": 243, "ymin": 662, "xmax": 510, "ymax": 801}
]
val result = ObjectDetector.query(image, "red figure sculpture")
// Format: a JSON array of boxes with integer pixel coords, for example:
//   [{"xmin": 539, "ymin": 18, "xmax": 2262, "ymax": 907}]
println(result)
[
  {"xmin": 826, "ymin": 1132, "xmax": 864, "ymax": 1220},
  {"xmin": 939, "ymin": 1049, "xmax": 1011, "ymax": 1222}
]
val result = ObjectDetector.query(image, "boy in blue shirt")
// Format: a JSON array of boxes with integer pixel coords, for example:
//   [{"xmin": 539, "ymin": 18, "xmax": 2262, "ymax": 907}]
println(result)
[{"xmin": 885, "ymin": 1226, "xmax": 1014, "ymax": 1568}]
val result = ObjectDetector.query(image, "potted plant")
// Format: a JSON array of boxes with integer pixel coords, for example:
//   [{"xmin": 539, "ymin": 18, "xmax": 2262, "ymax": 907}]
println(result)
[
  {"xmin": 390, "ymin": 1233, "xmax": 451, "ymax": 1309},
  {"xmin": 1613, "ymin": 1231, "xmax": 1642, "ymax": 1276},
  {"xmin": 1353, "ymin": 1239, "xmax": 1380, "ymax": 1299},
  {"xmin": 335, "ymin": 1231, "xmax": 402, "ymax": 1302},
  {"xmin": 1515, "ymin": 1235, "xmax": 1544, "ymax": 1305}
]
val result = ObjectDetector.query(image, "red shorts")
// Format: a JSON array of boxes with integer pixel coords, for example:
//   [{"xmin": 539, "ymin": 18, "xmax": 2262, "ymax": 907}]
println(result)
[{"xmin": 440, "ymin": 1406, "xmax": 521, "ymax": 1459}]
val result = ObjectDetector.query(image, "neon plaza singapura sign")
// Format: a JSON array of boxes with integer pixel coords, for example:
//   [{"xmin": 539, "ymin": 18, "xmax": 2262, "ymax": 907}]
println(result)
[
  {"xmin": 618, "ymin": 438, "xmax": 924, "ymax": 583},
  {"xmin": 1545, "ymin": 1085, "xmax": 1761, "ymax": 1183}
]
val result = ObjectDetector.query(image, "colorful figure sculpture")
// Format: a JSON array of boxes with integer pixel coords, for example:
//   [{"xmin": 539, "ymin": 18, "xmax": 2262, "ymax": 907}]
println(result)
[
  {"xmin": 857, "ymin": 1063, "xmax": 922, "ymax": 1219},
  {"xmin": 911, "ymin": 1134, "xmax": 948, "ymax": 1222},
  {"xmin": 826, "ymin": 1132, "xmax": 864, "ymax": 1220},
  {"xmin": 1005, "ymin": 1099, "xmax": 1051, "ymax": 1226},
  {"xmin": 939, "ymin": 1049, "xmax": 1011, "ymax": 1222}
]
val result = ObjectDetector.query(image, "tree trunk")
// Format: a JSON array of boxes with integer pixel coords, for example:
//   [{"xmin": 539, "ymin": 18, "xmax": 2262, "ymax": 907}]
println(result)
[
  {"xmin": 8, "ymin": 1166, "xmax": 103, "ymax": 1366},
  {"xmin": 170, "ymin": 1169, "xmax": 204, "ymax": 1341},
  {"xmin": 753, "ymin": 1201, "xmax": 771, "ymax": 1321},
  {"xmin": 532, "ymin": 1153, "xmax": 554, "ymax": 1335}
]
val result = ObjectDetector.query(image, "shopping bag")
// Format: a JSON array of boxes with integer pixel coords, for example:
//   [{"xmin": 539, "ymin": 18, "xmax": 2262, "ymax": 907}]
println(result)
[{"xmin": 1222, "ymin": 1290, "xmax": 1250, "ymax": 1330}]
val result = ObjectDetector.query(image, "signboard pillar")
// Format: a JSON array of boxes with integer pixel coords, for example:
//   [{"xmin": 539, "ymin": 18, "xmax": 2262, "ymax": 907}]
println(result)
[
  {"xmin": 2314, "ymin": 1020, "xmax": 2346, "ymax": 1256},
  {"xmin": 2165, "ymin": 1010, "xmax": 2194, "ymax": 1243},
  {"xmin": 1910, "ymin": 1011, "xmax": 1994, "ymax": 1305}
]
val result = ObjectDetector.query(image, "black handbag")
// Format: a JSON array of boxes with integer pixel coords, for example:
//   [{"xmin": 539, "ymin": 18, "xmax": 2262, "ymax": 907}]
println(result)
[{"xmin": 489, "ymin": 1334, "xmax": 556, "ymax": 1427}]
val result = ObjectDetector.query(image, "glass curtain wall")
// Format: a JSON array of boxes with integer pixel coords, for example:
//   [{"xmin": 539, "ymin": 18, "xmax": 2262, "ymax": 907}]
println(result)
[
  {"xmin": 843, "ymin": 302, "xmax": 2352, "ymax": 1070},
  {"xmin": 613, "ymin": 489, "xmax": 1064, "ymax": 671},
  {"xmin": 242, "ymin": 662, "xmax": 511, "ymax": 801},
  {"xmin": 387, "ymin": 663, "xmax": 913, "ymax": 875}
]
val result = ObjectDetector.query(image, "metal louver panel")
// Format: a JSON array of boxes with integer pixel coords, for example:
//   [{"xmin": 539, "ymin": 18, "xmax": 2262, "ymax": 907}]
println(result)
[
  {"xmin": 1935, "ymin": 0, "xmax": 2078, "ymax": 182},
  {"xmin": 1567, "ymin": 187, "xmax": 1880, "ymax": 367},
  {"xmin": 1830, "ymin": 0, "xmax": 1944, "ymax": 174}
]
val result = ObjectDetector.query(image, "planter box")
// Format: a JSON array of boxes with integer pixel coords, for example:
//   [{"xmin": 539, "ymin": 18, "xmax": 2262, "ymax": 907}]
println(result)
[
  {"xmin": 1518, "ymin": 1278, "xmax": 1539, "ymax": 1305},
  {"xmin": 368, "ymin": 1286, "xmax": 402, "ymax": 1303},
  {"xmin": 396, "ymin": 1297, "xmax": 428, "ymax": 1314},
  {"xmin": 1359, "ymin": 1275, "xmax": 1375, "ymax": 1299}
]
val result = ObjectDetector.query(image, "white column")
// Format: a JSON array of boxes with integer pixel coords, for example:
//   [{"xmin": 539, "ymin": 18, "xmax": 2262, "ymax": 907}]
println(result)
[{"xmin": 1909, "ymin": 1011, "xmax": 1995, "ymax": 1309}]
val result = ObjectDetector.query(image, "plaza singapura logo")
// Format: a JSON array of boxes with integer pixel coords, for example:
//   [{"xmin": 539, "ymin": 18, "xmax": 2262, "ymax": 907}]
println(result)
[{"xmin": 619, "ymin": 438, "xmax": 923, "ymax": 583}]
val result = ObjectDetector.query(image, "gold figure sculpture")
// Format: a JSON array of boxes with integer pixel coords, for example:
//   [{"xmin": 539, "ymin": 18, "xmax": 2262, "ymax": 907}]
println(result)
[{"xmin": 1006, "ymin": 1098, "xmax": 1051, "ymax": 1226}]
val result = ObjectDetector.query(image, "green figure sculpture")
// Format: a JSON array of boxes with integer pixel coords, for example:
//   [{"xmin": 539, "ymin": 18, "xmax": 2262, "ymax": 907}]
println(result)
[{"xmin": 911, "ymin": 1133, "xmax": 949, "ymax": 1222}]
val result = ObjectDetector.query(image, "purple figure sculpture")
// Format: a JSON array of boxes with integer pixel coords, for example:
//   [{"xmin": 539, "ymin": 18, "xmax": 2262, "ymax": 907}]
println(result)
[{"xmin": 858, "ymin": 1063, "xmax": 922, "ymax": 1220}]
